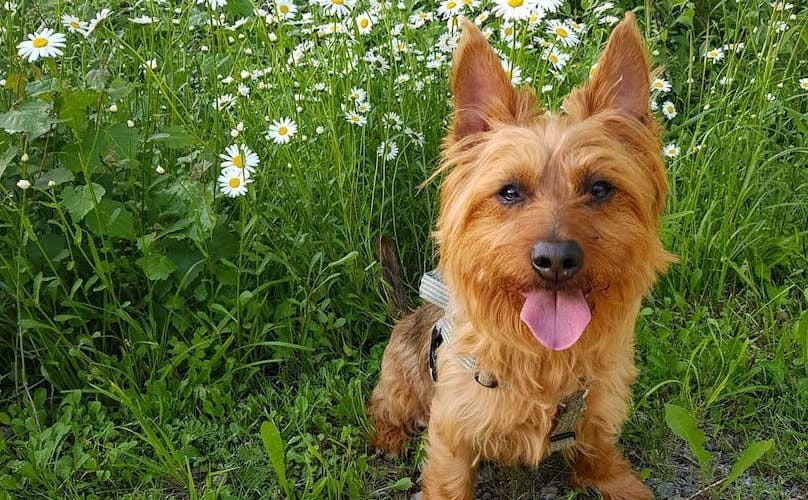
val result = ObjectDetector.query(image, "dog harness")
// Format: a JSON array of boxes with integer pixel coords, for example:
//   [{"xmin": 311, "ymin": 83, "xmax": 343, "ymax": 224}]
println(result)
[{"xmin": 419, "ymin": 270, "xmax": 587, "ymax": 453}]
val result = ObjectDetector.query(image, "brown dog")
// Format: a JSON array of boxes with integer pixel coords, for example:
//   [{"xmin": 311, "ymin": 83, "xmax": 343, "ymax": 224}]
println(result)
[{"xmin": 368, "ymin": 13, "xmax": 670, "ymax": 499}]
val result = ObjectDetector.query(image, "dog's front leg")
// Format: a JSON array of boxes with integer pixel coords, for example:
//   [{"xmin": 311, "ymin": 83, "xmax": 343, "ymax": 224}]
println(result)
[
  {"xmin": 420, "ymin": 415, "xmax": 476, "ymax": 500},
  {"xmin": 569, "ymin": 385, "xmax": 652, "ymax": 500}
]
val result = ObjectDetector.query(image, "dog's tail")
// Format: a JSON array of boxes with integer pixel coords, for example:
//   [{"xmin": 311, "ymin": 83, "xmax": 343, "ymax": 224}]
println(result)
[{"xmin": 376, "ymin": 236, "xmax": 409, "ymax": 317}]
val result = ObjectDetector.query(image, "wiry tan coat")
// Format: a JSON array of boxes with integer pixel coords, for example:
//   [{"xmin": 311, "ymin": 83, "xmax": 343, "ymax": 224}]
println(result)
[{"xmin": 369, "ymin": 13, "xmax": 670, "ymax": 500}]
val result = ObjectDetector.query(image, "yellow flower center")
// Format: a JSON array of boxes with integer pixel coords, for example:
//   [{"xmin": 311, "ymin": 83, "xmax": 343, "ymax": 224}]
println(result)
[
  {"xmin": 462, "ymin": 0, "xmax": 472, "ymax": 4},
  {"xmin": 801, "ymin": 81, "xmax": 808, "ymax": 89},
  {"xmin": 555, "ymin": 26, "xmax": 568, "ymax": 38},
  {"xmin": 507, "ymin": 0, "xmax": 523, "ymax": 7},
  {"xmin": 232, "ymin": 154, "xmax": 244, "ymax": 168},
  {"xmin": 549, "ymin": 54, "xmax": 558, "ymax": 63},
  {"xmin": 33, "ymin": 37, "xmax": 48, "ymax": 48},
  {"xmin": 278, "ymin": 126, "xmax": 288, "ymax": 135},
  {"xmin": 504, "ymin": 26, "xmax": 513, "ymax": 35},
  {"xmin": 332, "ymin": 0, "xmax": 344, "ymax": 5},
  {"xmin": 359, "ymin": 18, "xmax": 369, "ymax": 28},
  {"xmin": 446, "ymin": 1, "xmax": 456, "ymax": 8},
  {"xmin": 279, "ymin": 4, "xmax": 289, "ymax": 13},
  {"xmin": 70, "ymin": 21, "xmax": 80, "ymax": 29},
  {"xmin": 229, "ymin": 177, "xmax": 241, "ymax": 188},
  {"xmin": 654, "ymin": 81, "xmax": 663, "ymax": 88},
  {"xmin": 708, "ymin": 50, "xmax": 717, "ymax": 58}
]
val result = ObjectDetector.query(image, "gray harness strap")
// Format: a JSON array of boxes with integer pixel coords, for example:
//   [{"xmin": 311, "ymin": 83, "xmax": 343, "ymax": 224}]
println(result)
[{"xmin": 418, "ymin": 269, "xmax": 587, "ymax": 451}]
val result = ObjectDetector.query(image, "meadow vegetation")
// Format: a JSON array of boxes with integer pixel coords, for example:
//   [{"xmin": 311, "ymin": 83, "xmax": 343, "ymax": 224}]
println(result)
[{"xmin": 0, "ymin": 0, "xmax": 806, "ymax": 497}]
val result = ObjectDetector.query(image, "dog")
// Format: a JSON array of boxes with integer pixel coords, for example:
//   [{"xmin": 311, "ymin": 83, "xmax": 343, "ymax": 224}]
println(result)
[{"xmin": 368, "ymin": 13, "xmax": 670, "ymax": 499}]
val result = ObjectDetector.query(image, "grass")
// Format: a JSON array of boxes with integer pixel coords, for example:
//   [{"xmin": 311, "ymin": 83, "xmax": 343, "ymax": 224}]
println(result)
[{"xmin": 0, "ymin": 0, "xmax": 806, "ymax": 498}]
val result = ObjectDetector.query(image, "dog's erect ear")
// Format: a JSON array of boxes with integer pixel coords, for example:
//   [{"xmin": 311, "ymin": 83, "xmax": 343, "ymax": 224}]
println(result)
[
  {"xmin": 566, "ymin": 12, "xmax": 651, "ymax": 120},
  {"xmin": 450, "ymin": 20, "xmax": 520, "ymax": 139}
]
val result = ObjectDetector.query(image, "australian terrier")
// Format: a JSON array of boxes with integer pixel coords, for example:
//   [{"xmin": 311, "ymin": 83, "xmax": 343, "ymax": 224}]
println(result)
[{"xmin": 368, "ymin": 13, "xmax": 670, "ymax": 499}]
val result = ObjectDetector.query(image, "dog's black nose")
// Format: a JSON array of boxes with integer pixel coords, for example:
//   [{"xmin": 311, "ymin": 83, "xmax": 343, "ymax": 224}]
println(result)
[{"xmin": 531, "ymin": 240, "xmax": 583, "ymax": 283}]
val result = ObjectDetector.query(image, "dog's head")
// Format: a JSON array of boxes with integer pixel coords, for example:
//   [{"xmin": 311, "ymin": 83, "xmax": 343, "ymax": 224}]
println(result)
[{"xmin": 436, "ymin": 13, "xmax": 671, "ymax": 351}]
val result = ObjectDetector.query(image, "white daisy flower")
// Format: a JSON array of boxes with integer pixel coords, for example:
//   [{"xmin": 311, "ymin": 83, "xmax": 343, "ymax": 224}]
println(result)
[
  {"xmin": 651, "ymin": 77, "xmax": 672, "ymax": 93},
  {"xmin": 276, "ymin": 0, "xmax": 298, "ymax": 19},
  {"xmin": 17, "ymin": 179, "xmax": 31, "ymax": 190},
  {"xmin": 218, "ymin": 167, "xmax": 251, "ymax": 197},
  {"xmin": 437, "ymin": 0, "xmax": 463, "ymax": 19},
  {"xmin": 61, "ymin": 14, "xmax": 89, "ymax": 35},
  {"xmin": 219, "ymin": 144, "xmax": 259, "ymax": 175},
  {"xmin": 661, "ymin": 101, "xmax": 677, "ymax": 120},
  {"xmin": 536, "ymin": 0, "xmax": 562, "ymax": 12},
  {"xmin": 543, "ymin": 47, "xmax": 569, "ymax": 70},
  {"xmin": 799, "ymin": 78, "xmax": 808, "ymax": 91},
  {"xmin": 17, "ymin": 28, "xmax": 66, "ymax": 62},
  {"xmin": 355, "ymin": 13, "xmax": 373, "ymax": 34},
  {"xmin": 663, "ymin": 143, "xmax": 680, "ymax": 158},
  {"xmin": 345, "ymin": 111, "xmax": 367, "ymax": 126},
  {"xmin": 501, "ymin": 60, "xmax": 522, "ymax": 85},
  {"xmin": 214, "ymin": 94, "xmax": 237, "ymax": 111},
  {"xmin": 266, "ymin": 117, "xmax": 298, "ymax": 144},
  {"xmin": 130, "ymin": 15, "xmax": 156, "ymax": 24},
  {"xmin": 546, "ymin": 19, "xmax": 579, "ymax": 47},
  {"xmin": 500, "ymin": 22, "xmax": 516, "ymax": 41},
  {"xmin": 349, "ymin": 87, "xmax": 367, "ymax": 104},
  {"xmin": 356, "ymin": 101, "xmax": 372, "ymax": 113},
  {"xmin": 492, "ymin": 0, "xmax": 536, "ymax": 22},
  {"xmin": 705, "ymin": 47, "xmax": 725, "ymax": 63},
  {"xmin": 318, "ymin": 0, "xmax": 356, "ymax": 18},
  {"xmin": 377, "ymin": 141, "xmax": 399, "ymax": 161}
]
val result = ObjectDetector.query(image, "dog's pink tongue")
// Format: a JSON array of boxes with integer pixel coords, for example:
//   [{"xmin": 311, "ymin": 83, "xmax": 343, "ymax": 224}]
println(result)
[{"xmin": 520, "ymin": 289, "xmax": 591, "ymax": 351}]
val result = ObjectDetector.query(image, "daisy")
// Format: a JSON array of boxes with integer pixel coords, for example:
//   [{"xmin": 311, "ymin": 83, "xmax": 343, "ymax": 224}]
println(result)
[
  {"xmin": 543, "ymin": 47, "xmax": 569, "ymax": 70},
  {"xmin": 214, "ymin": 94, "xmax": 237, "ymax": 111},
  {"xmin": 266, "ymin": 117, "xmax": 298, "ymax": 144},
  {"xmin": 318, "ymin": 0, "xmax": 356, "ymax": 18},
  {"xmin": 437, "ymin": 0, "xmax": 463, "ymax": 19},
  {"xmin": 218, "ymin": 167, "xmax": 251, "ymax": 197},
  {"xmin": 651, "ymin": 77, "xmax": 672, "ymax": 93},
  {"xmin": 276, "ymin": 0, "xmax": 297, "ymax": 19},
  {"xmin": 705, "ymin": 47, "xmax": 725, "ymax": 64},
  {"xmin": 501, "ymin": 22, "xmax": 516, "ymax": 41},
  {"xmin": 661, "ymin": 101, "xmax": 677, "ymax": 120},
  {"xmin": 86, "ymin": 8, "xmax": 114, "ymax": 36},
  {"xmin": 345, "ymin": 111, "xmax": 367, "ymax": 126},
  {"xmin": 355, "ymin": 13, "xmax": 373, "ymax": 34},
  {"xmin": 799, "ymin": 78, "xmax": 808, "ymax": 91},
  {"xmin": 546, "ymin": 19, "xmax": 579, "ymax": 47},
  {"xmin": 536, "ymin": 0, "xmax": 562, "ymax": 12},
  {"xmin": 130, "ymin": 15, "xmax": 156, "ymax": 24},
  {"xmin": 356, "ymin": 101, "xmax": 372, "ymax": 113},
  {"xmin": 17, "ymin": 28, "xmax": 66, "ymax": 62},
  {"xmin": 377, "ymin": 141, "xmax": 399, "ymax": 161},
  {"xmin": 61, "ymin": 14, "xmax": 89, "ymax": 35},
  {"xmin": 349, "ymin": 87, "xmax": 367, "ymax": 104},
  {"xmin": 219, "ymin": 144, "xmax": 259, "ymax": 175},
  {"xmin": 501, "ymin": 60, "xmax": 522, "ymax": 85},
  {"xmin": 492, "ymin": 0, "xmax": 536, "ymax": 22},
  {"xmin": 662, "ymin": 143, "xmax": 680, "ymax": 158}
]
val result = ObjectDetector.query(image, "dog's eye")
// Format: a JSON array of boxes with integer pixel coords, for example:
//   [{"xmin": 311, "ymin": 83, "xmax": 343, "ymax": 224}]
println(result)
[
  {"xmin": 589, "ymin": 181, "xmax": 613, "ymax": 202},
  {"xmin": 497, "ymin": 184, "xmax": 522, "ymax": 205}
]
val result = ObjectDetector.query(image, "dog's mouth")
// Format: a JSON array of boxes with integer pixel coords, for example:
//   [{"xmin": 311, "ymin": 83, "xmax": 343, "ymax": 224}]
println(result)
[{"xmin": 520, "ymin": 288, "xmax": 592, "ymax": 351}]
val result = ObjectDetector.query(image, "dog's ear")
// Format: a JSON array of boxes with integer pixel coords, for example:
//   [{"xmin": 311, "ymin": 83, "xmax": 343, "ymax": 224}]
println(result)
[
  {"xmin": 450, "ymin": 20, "xmax": 520, "ymax": 139},
  {"xmin": 566, "ymin": 12, "xmax": 651, "ymax": 121}
]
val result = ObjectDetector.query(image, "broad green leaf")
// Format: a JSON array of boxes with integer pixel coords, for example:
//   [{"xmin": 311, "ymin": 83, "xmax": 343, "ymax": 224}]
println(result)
[
  {"xmin": 260, "ymin": 420, "xmax": 291, "ymax": 498},
  {"xmin": 61, "ymin": 183, "xmax": 106, "ymax": 222},
  {"xmin": 58, "ymin": 90, "xmax": 101, "ymax": 133},
  {"xmin": 137, "ymin": 254, "xmax": 176, "ymax": 281},
  {"xmin": 106, "ymin": 78, "xmax": 133, "ymax": 101},
  {"xmin": 720, "ymin": 440, "xmax": 773, "ymax": 492},
  {"xmin": 0, "ymin": 100, "xmax": 53, "ymax": 139},
  {"xmin": 26, "ymin": 77, "xmax": 59, "ymax": 96},
  {"xmin": 390, "ymin": 477, "xmax": 413, "ymax": 491},
  {"xmin": 34, "ymin": 167, "xmax": 74, "ymax": 188},
  {"xmin": 4, "ymin": 73, "xmax": 27, "ymax": 94},
  {"xmin": 664, "ymin": 404, "xmax": 713, "ymax": 473},
  {"xmin": 85, "ymin": 67, "xmax": 110, "ymax": 90},
  {"xmin": 147, "ymin": 125, "xmax": 194, "ymax": 149},
  {"xmin": 85, "ymin": 200, "xmax": 137, "ymax": 240},
  {"xmin": 0, "ymin": 145, "xmax": 19, "ymax": 181}
]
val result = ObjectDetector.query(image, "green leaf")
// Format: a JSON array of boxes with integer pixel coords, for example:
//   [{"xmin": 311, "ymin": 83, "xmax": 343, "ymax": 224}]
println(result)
[
  {"xmin": 390, "ymin": 477, "xmax": 413, "ymax": 491},
  {"xmin": 720, "ymin": 440, "xmax": 773, "ymax": 492},
  {"xmin": 0, "ymin": 145, "xmax": 19, "ymax": 181},
  {"xmin": 106, "ymin": 78, "xmax": 133, "ymax": 101},
  {"xmin": 137, "ymin": 254, "xmax": 177, "ymax": 281},
  {"xmin": 260, "ymin": 420, "xmax": 291, "ymax": 498},
  {"xmin": 0, "ymin": 100, "xmax": 53, "ymax": 139},
  {"xmin": 664, "ymin": 404, "xmax": 713, "ymax": 473},
  {"xmin": 25, "ymin": 77, "xmax": 59, "ymax": 97},
  {"xmin": 34, "ymin": 167, "xmax": 74, "ymax": 188},
  {"xmin": 147, "ymin": 125, "xmax": 194, "ymax": 149},
  {"xmin": 58, "ymin": 90, "xmax": 101, "ymax": 134},
  {"xmin": 85, "ymin": 200, "xmax": 137, "ymax": 240},
  {"xmin": 61, "ymin": 183, "xmax": 106, "ymax": 222},
  {"xmin": 85, "ymin": 67, "xmax": 110, "ymax": 90}
]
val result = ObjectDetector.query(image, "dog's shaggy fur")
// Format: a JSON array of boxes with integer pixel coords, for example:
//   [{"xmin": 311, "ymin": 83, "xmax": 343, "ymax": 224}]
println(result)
[{"xmin": 368, "ymin": 13, "xmax": 670, "ymax": 499}]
